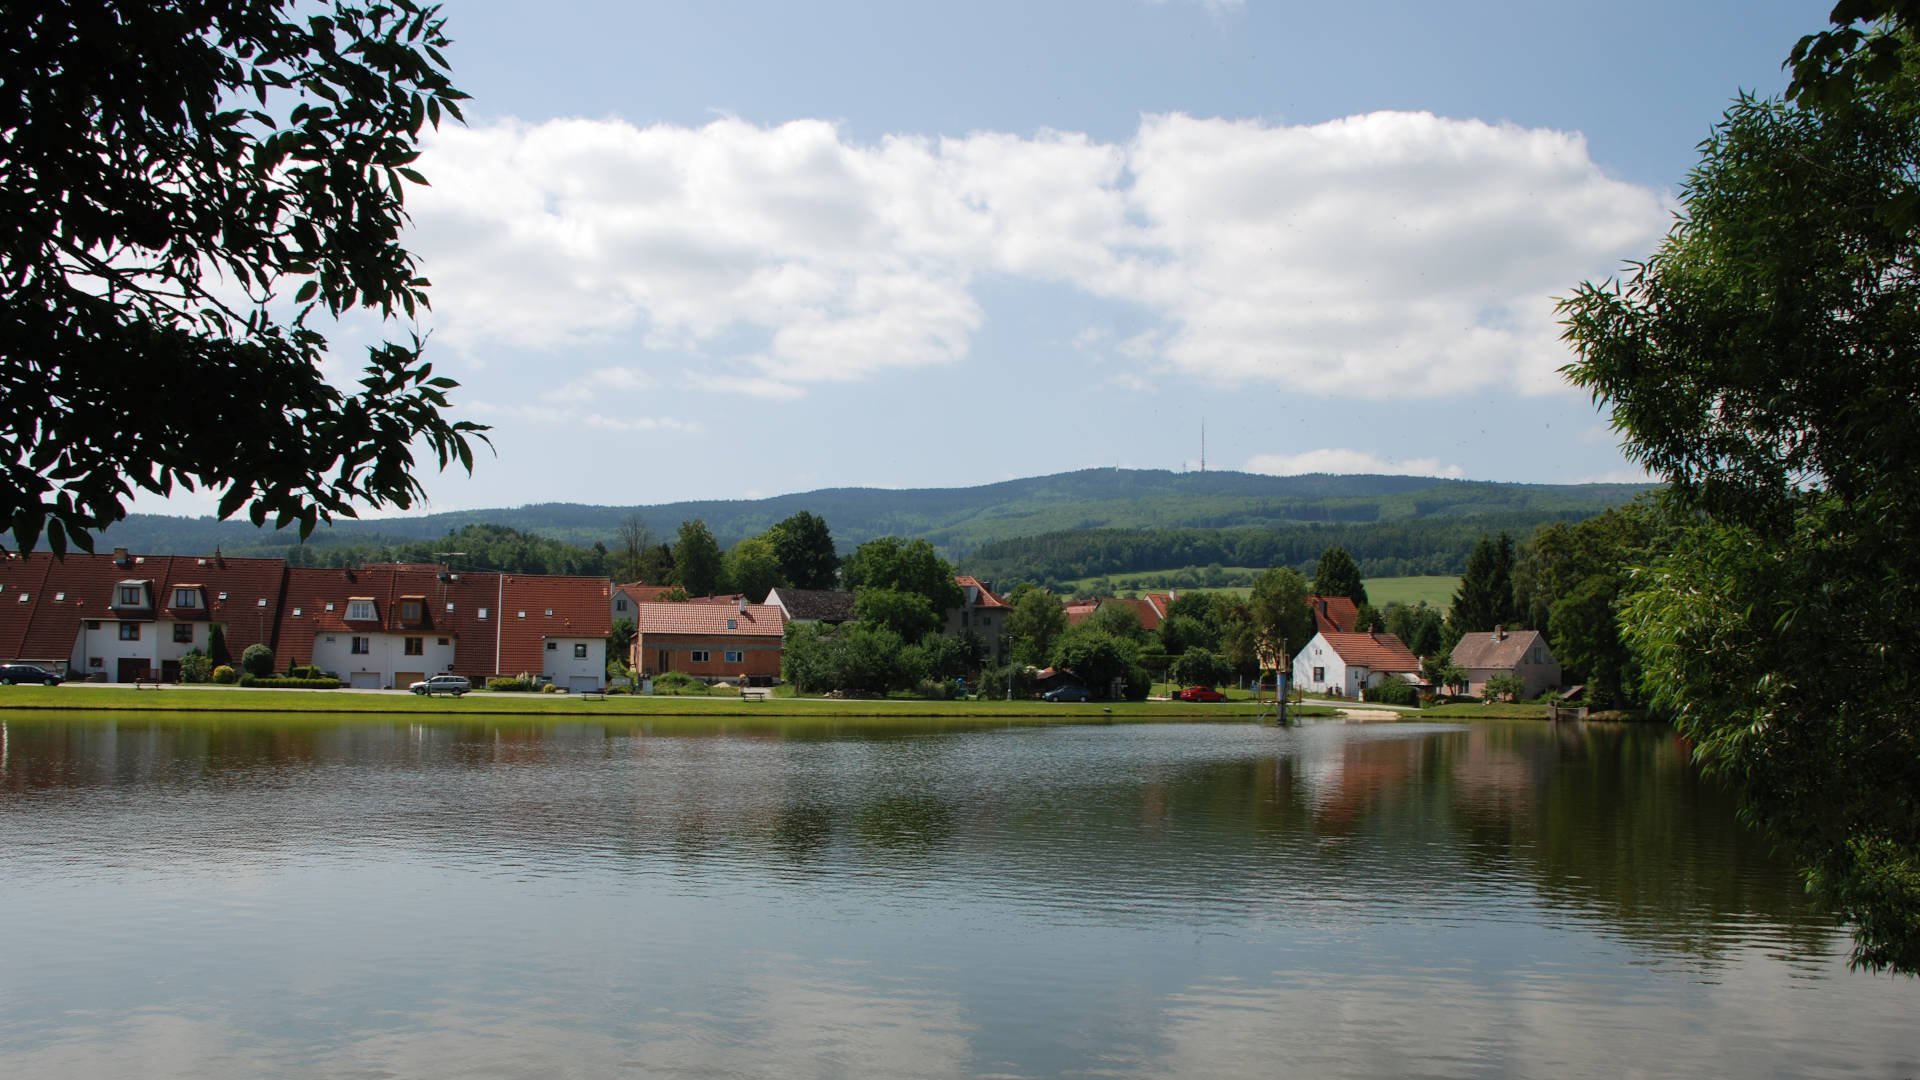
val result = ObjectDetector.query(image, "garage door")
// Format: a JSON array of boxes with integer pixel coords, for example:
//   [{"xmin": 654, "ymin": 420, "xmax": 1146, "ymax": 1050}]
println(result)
[
  {"xmin": 349, "ymin": 672, "xmax": 382, "ymax": 690},
  {"xmin": 394, "ymin": 671, "xmax": 425, "ymax": 690},
  {"xmin": 568, "ymin": 675, "xmax": 599, "ymax": 693}
]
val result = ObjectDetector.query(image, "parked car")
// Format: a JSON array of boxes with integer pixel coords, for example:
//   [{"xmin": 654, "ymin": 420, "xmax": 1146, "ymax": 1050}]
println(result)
[
  {"xmin": 1042, "ymin": 684, "xmax": 1090, "ymax": 703},
  {"xmin": 410, "ymin": 674, "xmax": 471, "ymax": 697},
  {"xmin": 1178, "ymin": 685, "xmax": 1227, "ymax": 703},
  {"xmin": 0, "ymin": 663, "xmax": 64, "ymax": 685}
]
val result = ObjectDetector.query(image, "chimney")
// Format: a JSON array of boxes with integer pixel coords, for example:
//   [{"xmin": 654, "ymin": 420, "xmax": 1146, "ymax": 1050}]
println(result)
[
  {"xmin": 112, "ymin": 546, "xmax": 129, "ymax": 567},
  {"xmin": 1494, "ymin": 624, "xmax": 1507, "ymax": 641},
  {"xmin": 737, "ymin": 596, "xmax": 747, "ymax": 613}
]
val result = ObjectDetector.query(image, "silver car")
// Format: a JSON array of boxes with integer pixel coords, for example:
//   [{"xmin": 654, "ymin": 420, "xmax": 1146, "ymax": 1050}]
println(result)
[{"xmin": 410, "ymin": 674, "xmax": 471, "ymax": 696}]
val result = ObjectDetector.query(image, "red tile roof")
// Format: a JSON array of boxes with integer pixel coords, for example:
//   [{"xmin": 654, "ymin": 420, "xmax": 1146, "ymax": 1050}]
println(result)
[
  {"xmin": 634, "ymin": 602, "xmax": 784, "ymax": 638},
  {"xmin": 0, "ymin": 551, "xmax": 287, "ymax": 666},
  {"xmin": 1309, "ymin": 595, "xmax": 1360, "ymax": 634},
  {"xmin": 955, "ymin": 576, "xmax": 1010, "ymax": 610},
  {"xmin": 1321, "ymin": 631, "xmax": 1420, "ymax": 673},
  {"xmin": 499, "ymin": 574, "xmax": 612, "ymax": 674},
  {"xmin": 278, "ymin": 565, "xmax": 502, "ymax": 674}
]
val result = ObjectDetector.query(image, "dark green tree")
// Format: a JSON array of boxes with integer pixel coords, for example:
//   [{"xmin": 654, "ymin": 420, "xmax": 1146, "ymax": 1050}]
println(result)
[
  {"xmin": 1005, "ymin": 589, "xmax": 1067, "ymax": 666},
  {"xmin": 840, "ymin": 537, "xmax": 962, "ymax": 612},
  {"xmin": 1051, "ymin": 626, "xmax": 1148, "ymax": 700},
  {"xmin": 673, "ymin": 519, "xmax": 725, "ymax": 597},
  {"xmin": 240, "ymin": 642, "xmax": 274, "ymax": 678},
  {"xmin": 3, "ymin": 0, "xmax": 488, "ymax": 554},
  {"xmin": 725, "ymin": 536, "xmax": 784, "ymax": 603},
  {"xmin": 1449, "ymin": 534, "xmax": 1518, "ymax": 634},
  {"xmin": 852, "ymin": 588, "xmax": 941, "ymax": 643},
  {"xmin": 1088, "ymin": 602, "xmax": 1147, "ymax": 643},
  {"xmin": 207, "ymin": 623, "xmax": 233, "ymax": 668},
  {"xmin": 767, "ymin": 511, "xmax": 838, "ymax": 589},
  {"xmin": 1313, "ymin": 547, "xmax": 1368, "ymax": 605},
  {"xmin": 1561, "ymin": 35, "xmax": 1920, "ymax": 971},
  {"xmin": 1248, "ymin": 567, "xmax": 1314, "ymax": 665},
  {"xmin": 609, "ymin": 617, "xmax": 636, "ymax": 670}
]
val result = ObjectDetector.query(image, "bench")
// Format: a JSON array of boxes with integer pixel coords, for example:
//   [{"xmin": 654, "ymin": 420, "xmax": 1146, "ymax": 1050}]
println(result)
[{"xmin": 740, "ymin": 687, "xmax": 772, "ymax": 702}]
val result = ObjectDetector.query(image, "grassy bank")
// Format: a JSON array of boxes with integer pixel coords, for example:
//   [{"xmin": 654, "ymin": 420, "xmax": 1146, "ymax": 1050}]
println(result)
[{"xmin": 0, "ymin": 684, "xmax": 1340, "ymax": 724}]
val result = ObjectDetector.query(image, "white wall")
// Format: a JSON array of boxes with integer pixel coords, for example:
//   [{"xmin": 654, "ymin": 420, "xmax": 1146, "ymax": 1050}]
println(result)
[
  {"xmin": 1293, "ymin": 634, "xmax": 1348, "ymax": 695},
  {"xmin": 312, "ymin": 632, "xmax": 457, "ymax": 688},
  {"xmin": 542, "ymin": 636, "xmax": 606, "ymax": 688}
]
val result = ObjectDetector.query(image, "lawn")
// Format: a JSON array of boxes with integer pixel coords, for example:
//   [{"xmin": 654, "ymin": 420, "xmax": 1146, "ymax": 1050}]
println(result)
[{"xmin": 0, "ymin": 684, "xmax": 1337, "ymax": 725}]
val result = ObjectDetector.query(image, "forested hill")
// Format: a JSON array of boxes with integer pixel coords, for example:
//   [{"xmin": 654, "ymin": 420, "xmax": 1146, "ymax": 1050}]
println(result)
[{"xmin": 90, "ymin": 468, "xmax": 1647, "ymax": 563}]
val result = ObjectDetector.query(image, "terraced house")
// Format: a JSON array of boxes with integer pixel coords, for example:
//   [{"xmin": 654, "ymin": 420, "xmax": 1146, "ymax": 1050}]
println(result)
[{"xmin": 0, "ymin": 549, "xmax": 610, "ymax": 688}]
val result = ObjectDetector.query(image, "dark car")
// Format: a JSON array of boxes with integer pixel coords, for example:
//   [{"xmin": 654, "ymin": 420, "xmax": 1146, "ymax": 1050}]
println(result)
[
  {"xmin": 1042, "ymin": 684, "xmax": 1090, "ymax": 703},
  {"xmin": 0, "ymin": 663, "xmax": 64, "ymax": 685},
  {"xmin": 1178, "ymin": 685, "xmax": 1227, "ymax": 703}
]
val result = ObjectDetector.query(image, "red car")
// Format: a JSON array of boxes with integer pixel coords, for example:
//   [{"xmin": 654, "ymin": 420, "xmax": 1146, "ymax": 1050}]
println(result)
[{"xmin": 1178, "ymin": 685, "xmax": 1227, "ymax": 702}]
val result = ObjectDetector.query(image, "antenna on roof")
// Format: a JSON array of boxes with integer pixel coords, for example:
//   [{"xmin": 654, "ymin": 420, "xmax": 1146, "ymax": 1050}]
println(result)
[{"xmin": 1200, "ymin": 421, "xmax": 1206, "ymax": 473}]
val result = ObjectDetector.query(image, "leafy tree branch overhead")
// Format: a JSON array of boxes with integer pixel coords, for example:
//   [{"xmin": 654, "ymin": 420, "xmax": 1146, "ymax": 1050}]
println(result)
[{"xmin": 1, "ymin": 0, "xmax": 489, "ymax": 555}]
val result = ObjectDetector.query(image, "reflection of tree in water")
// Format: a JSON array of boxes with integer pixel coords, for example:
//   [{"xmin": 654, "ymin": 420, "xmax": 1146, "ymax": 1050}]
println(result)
[
  {"xmin": 1444, "ymin": 722, "xmax": 1831, "ymax": 962},
  {"xmin": 854, "ymin": 794, "xmax": 955, "ymax": 853},
  {"xmin": 773, "ymin": 802, "xmax": 835, "ymax": 862}
]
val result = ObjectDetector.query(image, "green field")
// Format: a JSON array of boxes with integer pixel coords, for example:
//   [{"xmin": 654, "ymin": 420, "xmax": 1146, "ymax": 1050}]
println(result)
[{"xmin": 1362, "ymin": 575, "xmax": 1458, "ymax": 609}]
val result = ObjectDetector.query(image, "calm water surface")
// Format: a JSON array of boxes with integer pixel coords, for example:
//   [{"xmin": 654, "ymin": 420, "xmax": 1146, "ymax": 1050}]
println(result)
[{"xmin": 0, "ymin": 715, "xmax": 1914, "ymax": 1079}]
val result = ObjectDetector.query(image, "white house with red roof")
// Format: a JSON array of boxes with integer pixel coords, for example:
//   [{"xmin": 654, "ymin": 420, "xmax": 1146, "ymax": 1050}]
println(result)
[
  {"xmin": 1292, "ymin": 630, "xmax": 1422, "ymax": 698},
  {"xmin": 281, "ymin": 565, "xmax": 487, "ymax": 689},
  {"xmin": 500, "ymin": 574, "xmax": 612, "ymax": 692},
  {"xmin": 632, "ymin": 600, "xmax": 785, "ymax": 684}
]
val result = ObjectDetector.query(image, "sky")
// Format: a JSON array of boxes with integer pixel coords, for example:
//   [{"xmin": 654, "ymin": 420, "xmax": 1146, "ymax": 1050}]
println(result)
[{"xmin": 143, "ymin": 0, "xmax": 1829, "ymax": 517}]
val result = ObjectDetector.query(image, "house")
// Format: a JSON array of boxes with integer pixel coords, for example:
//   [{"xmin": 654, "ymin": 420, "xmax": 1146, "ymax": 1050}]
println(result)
[
  {"xmin": 1058, "ymin": 592, "xmax": 1177, "ymax": 635},
  {"xmin": 499, "ymin": 574, "xmax": 613, "ymax": 692},
  {"xmin": 632, "ymin": 600, "xmax": 785, "ymax": 685},
  {"xmin": 945, "ymin": 576, "xmax": 1011, "ymax": 662},
  {"xmin": 0, "ymin": 547, "xmax": 283, "ymax": 682},
  {"xmin": 1292, "ymin": 630, "xmax": 1421, "ymax": 698},
  {"xmin": 1449, "ymin": 626, "xmax": 1562, "ymax": 699},
  {"xmin": 765, "ymin": 587, "xmax": 857, "ymax": 626},
  {"xmin": 278, "ymin": 564, "xmax": 494, "ymax": 689}
]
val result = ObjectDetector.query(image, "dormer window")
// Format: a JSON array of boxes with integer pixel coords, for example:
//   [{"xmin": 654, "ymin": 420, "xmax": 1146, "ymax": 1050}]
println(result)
[
  {"xmin": 400, "ymin": 599, "xmax": 424, "ymax": 623},
  {"xmin": 347, "ymin": 598, "xmax": 376, "ymax": 621},
  {"xmin": 171, "ymin": 587, "xmax": 203, "ymax": 609},
  {"xmin": 119, "ymin": 585, "xmax": 143, "ymax": 606}
]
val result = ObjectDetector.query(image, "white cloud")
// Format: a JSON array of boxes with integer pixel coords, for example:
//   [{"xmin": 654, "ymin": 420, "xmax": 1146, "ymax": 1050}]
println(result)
[
  {"xmin": 409, "ymin": 111, "xmax": 1665, "ymax": 400},
  {"xmin": 1244, "ymin": 448, "xmax": 1466, "ymax": 478}
]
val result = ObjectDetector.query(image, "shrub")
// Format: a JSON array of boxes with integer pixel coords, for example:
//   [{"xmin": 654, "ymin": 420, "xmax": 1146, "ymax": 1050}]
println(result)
[
  {"xmin": 487, "ymin": 673, "xmax": 535, "ymax": 692},
  {"xmin": 207, "ymin": 624, "xmax": 232, "ymax": 668},
  {"xmin": 210, "ymin": 664, "xmax": 238, "ymax": 685},
  {"xmin": 1368, "ymin": 679, "xmax": 1418, "ymax": 706},
  {"xmin": 178, "ymin": 651, "xmax": 212, "ymax": 684},
  {"xmin": 239, "ymin": 643, "xmax": 274, "ymax": 678},
  {"xmin": 652, "ymin": 671, "xmax": 705, "ymax": 695},
  {"xmin": 540, "ymin": 682, "xmax": 561, "ymax": 694},
  {"xmin": 915, "ymin": 677, "xmax": 959, "ymax": 700},
  {"xmin": 978, "ymin": 663, "xmax": 1041, "ymax": 699},
  {"xmin": 1485, "ymin": 673, "xmax": 1526, "ymax": 703},
  {"xmin": 287, "ymin": 664, "xmax": 324, "ymax": 679},
  {"xmin": 237, "ymin": 675, "xmax": 341, "ymax": 689}
]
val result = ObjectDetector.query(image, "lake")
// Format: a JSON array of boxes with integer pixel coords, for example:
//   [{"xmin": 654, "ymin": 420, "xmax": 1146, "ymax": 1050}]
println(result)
[{"xmin": 0, "ymin": 715, "xmax": 1914, "ymax": 1078}]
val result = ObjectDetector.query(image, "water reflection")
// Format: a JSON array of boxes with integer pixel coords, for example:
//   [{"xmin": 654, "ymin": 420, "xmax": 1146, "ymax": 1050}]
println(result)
[{"xmin": 0, "ymin": 715, "xmax": 1914, "ymax": 1079}]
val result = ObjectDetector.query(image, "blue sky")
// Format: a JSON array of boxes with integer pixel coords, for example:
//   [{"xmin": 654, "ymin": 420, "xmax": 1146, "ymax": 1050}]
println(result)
[{"xmin": 151, "ymin": 1, "xmax": 1828, "ymax": 516}]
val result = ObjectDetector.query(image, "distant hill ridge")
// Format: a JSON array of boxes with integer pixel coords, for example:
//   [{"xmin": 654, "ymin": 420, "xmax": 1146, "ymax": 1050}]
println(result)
[{"xmin": 92, "ymin": 468, "xmax": 1649, "ymax": 560}]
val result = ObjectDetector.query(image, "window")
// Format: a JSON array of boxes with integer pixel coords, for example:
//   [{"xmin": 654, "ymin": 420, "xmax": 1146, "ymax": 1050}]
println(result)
[
  {"xmin": 724, "ymin": 650, "xmax": 743, "ymax": 664},
  {"xmin": 437, "ymin": 638, "xmax": 450, "ymax": 646},
  {"xmin": 173, "ymin": 624, "xmax": 193, "ymax": 644},
  {"xmin": 726, "ymin": 619, "xmax": 737, "ymax": 629},
  {"xmin": 119, "ymin": 622, "xmax": 140, "ymax": 641},
  {"xmin": 346, "ymin": 599, "xmax": 375, "ymax": 621},
  {"xmin": 119, "ymin": 585, "xmax": 143, "ymax": 606},
  {"xmin": 690, "ymin": 650, "xmax": 711, "ymax": 663},
  {"xmin": 478, "ymin": 607, "xmax": 489, "ymax": 620},
  {"xmin": 351, "ymin": 637, "xmax": 370, "ymax": 655},
  {"xmin": 1312, "ymin": 666, "xmax": 1325, "ymax": 682},
  {"xmin": 404, "ymin": 637, "xmax": 424, "ymax": 656},
  {"xmin": 978, "ymin": 615, "xmax": 990, "ymax": 627},
  {"xmin": 171, "ymin": 588, "xmax": 201, "ymax": 608},
  {"xmin": 616, "ymin": 598, "xmax": 628, "ymax": 612},
  {"xmin": 401, "ymin": 600, "xmax": 423, "ymax": 623},
  {"xmin": 546, "ymin": 641, "xmax": 557, "ymax": 651},
  {"xmin": 574, "ymin": 643, "xmax": 588, "ymax": 659}
]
